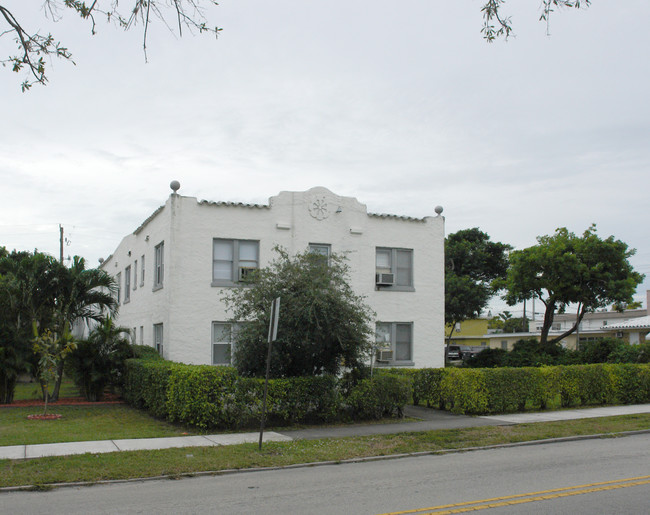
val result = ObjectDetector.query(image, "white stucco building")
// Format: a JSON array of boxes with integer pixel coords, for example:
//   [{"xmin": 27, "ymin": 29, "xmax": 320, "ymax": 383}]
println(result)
[{"xmin": 101, "ymin": 185, "xmax": 445, "ymax": 368}]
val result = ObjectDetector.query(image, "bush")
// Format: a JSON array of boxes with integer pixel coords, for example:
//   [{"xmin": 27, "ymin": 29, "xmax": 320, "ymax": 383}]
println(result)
[
  {"xmin": 464, "ymin": 348, "xmax": 507, "ymax": 368},
  {"xmin": 131, "ymin": 345, "xmax": 163, "ymax": 360},
  {"xmin": 346, "ymin": 375, "xmax": 411, "ymax": 419},
  {"xmin": 166, "ymin": 365, "xmax": 238, "ymax": 428},
  {"xmin": 66, "ymin": 318, "xmax": 133, "ymax": 401},
  {"xmin": 439, "ymin": 368, "xmax": 488, "ymax": 414},
  {"xmin": 123, "ymin": 359, "xmax": 174, "ymax": 418},
  {"xmin": 412, "ymin": 368, "xmax": 446, "ymax": 407},
  {"xmin": 412, "ymin": 363, "xmax": 650, "ymax": 415}
]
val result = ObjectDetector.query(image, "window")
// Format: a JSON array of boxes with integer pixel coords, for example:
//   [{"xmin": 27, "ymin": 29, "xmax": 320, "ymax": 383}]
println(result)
[
  {"xmin": 212, "ymin": 322, "xmax": 241, "ymax": 365},
  {"xmin": 212, "ymin": 239, "xmax": 259, "ymax": 285},
  {"xmin": 133, "ymin": 260, "xmax": 138, "ymax": 290},
  {"xmin": 139, "ymin": 326, "xmax": 144, "ymax": 345},
  {"xmin": 153, "ymin": 323, "xmax": 163, "ymax": 356},
  {"xmin": 501, "ymin": 340, "xmax": 508, "ymax": 350},
  {"xmin": 309, "ymin": 243, "xmax": 331, "ymax": 260},
  {"xmin": 140, "ymin": 255, "xmax": 145, "ymax": 286},
  {"xmin": 124, "ymin": 266, "xmax": 131, "ymax": 302},
  {"xmin": 375, "ymin": 322, "xmax": 413, "ymax": 363},
  {"xmin": 375, "ymin": 248, "xmax": 413, "ymax": 290},
  {"xmin": 154, "ymin": 242, "xmax": 164, "ymax": 290},
  {"xmin": 132, "ymin": 327, "xmax": 137, "ymax": 344},
  {"xmin": 551, "ymin": 323, "xmax": 561, "ymax": 331},
  {"xmin": 116, "ymin": 272, "xmax": 121, "ymax": 304}
]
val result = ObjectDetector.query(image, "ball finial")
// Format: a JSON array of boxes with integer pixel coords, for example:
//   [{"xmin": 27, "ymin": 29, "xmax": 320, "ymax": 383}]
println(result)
[
  {"xmin": 434, "ymin": 205, "xmax": 443, "ymax": 215},
  {"xmin": 170, "ymin": 180, "xmax": 180, "ymax": 193}
]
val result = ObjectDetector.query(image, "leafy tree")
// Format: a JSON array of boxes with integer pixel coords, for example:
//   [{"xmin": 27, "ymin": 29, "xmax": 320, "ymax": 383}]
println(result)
[
  {"xmin": 2, "ymin": 1, "xmax": 589, "ymax": 90},
  {"xmin": 223, "ymin": 248, "xmax": 374, "ymax": 378},
  {"xmin": 445, "ymin": 228, "xmax": 511, "ymax": 343},
  {"xmin": 501, "ymin": 225, "xmax": 644, "ymax": 346}
]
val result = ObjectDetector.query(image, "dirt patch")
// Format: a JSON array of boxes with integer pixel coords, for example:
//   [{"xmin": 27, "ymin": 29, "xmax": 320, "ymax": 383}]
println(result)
[
  {"xmin": 27, "ymin": 414, "xmax": 63, "ymax": 420},
  {"xmin": 1, "ymin": 393, "xmax": 124, "ymax": 408}
]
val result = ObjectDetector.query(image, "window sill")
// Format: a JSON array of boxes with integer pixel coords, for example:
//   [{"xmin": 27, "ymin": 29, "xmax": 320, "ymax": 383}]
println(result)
[
  {"xmin": 123, "ymin": 299, "xmax": 130, "ymax": 305},
  {"xmin": 152, "ymin": 284, "xmax": 163, "ymax": 292},
  {"xmin": 374, "ymin": 361, "xmax": 414, "ymax": 367},
  {"xmin": 375, "ymin": 286, "xmax": 415, "ymax": 292},
  {"xmin": 211, "ymin": 281, "xmax": 253, "ymax": 288}
]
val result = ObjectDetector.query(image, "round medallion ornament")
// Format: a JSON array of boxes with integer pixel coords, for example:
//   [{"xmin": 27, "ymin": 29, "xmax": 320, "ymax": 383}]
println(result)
[{"xmin": 309, "ymin": 196, "xmax": 330, "ymax": 220}]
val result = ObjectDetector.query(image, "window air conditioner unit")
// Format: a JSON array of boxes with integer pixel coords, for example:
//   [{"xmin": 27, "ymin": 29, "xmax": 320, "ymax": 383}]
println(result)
[
  {"xmin": 376, "ymin": 349, "xmax": 393, "ymax": 362},
  {"xmin": 376, "ymin": 273, "xmax": 394, "ymax": 286},
  {"xmin": 238, "ymin": 267, "xmax": 257, "ymax": 282}
]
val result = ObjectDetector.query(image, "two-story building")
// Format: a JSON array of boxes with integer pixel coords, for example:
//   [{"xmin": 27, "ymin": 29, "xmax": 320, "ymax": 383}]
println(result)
[{"xmin": 100, "ymin": 184, "xmax": 445, "ymax": 368}]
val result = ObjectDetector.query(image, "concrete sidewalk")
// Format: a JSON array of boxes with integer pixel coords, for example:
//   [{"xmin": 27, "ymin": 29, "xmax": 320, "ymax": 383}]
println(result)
[{"xmin": 1, "ymin": 404, "xmax": 649, "ymax": 461}]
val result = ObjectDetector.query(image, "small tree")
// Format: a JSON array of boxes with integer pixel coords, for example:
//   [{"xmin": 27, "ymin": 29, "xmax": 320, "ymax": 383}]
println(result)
[
  {"xmin": 32, "ymin": 326, "xmax": 75, "ymax": 415},
  {"xmin": 223, "ymin": 248, "xmax": 374, "ymax": 378}
]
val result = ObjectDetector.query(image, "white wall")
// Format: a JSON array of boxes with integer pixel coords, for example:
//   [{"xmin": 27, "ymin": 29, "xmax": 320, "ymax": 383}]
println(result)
[{"xmin": 103, "ymin": 187, "xmax": 445, "ymax": 368}]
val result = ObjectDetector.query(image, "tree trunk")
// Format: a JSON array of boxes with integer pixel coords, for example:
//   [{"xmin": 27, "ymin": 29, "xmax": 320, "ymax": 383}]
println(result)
[
  {"xmin": 539, "ymin": 300, "xmax": 556, "ymax": 346},
  {"xmin": 48, "ymin": 360, "xmax": 66, "ymax": 403}
]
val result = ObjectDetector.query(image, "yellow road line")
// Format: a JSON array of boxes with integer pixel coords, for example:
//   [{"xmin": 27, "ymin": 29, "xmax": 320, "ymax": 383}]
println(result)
[{"xmin": 380, "ymin": 475, "xmax": 650, "ymax": 515}]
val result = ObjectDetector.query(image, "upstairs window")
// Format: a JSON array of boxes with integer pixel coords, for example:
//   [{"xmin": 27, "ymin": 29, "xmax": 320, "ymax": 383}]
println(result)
[
  {"xmin": 212, "ymin": 239, "xmax": 259, "ymax": 285},
  {"xmin": 140, "ymin": 255, "xmax": 145, "ymax": 286},
  {"xmin": 124, "ymin": 266, "xmax": 131, "ymax": 302},
  {"xmin": 376, "ymin": 248, "xmax": 413, "ymax": 290},
  {"xmin": 154, "ymin": 242, "xmax": 164, "ymax": 290},
  {"xmin": 133, "ymin": 260, "xmax": 138, "ymax": 290},
  {"xmin": 116, "ymin": 272, "xmax": 121, "ymax": 304}
]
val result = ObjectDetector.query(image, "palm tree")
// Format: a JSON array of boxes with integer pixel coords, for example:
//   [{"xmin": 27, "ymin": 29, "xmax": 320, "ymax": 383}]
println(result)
[
  {"xmin": 48, "ymin": 256, "xmax": 118, "ymax": 401},
  {"xmin": 0, "ymin": 250, "xmax": 60, "ymax": 403}
]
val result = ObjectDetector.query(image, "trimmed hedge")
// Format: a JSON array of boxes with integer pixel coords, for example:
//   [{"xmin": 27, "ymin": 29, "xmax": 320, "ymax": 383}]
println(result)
[
  {"xmin": 410, "ymin": 363, "xmax": 650, "ymax": 415},
  {"xmin": 346, "ymin": 375, "xmax": 411, "ymax": 419},
  {"xmin": 124, "ymin": 360, "xmax": 407, "ymax": 429}
]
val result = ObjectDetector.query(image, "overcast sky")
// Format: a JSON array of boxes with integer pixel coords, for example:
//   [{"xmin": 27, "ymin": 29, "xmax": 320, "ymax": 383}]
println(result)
[{"xmin": 1, "ymin": 1, "xmax": 649, "ymax": 316}]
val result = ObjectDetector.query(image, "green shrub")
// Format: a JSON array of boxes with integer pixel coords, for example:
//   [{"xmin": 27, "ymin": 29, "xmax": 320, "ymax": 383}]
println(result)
[
  {"xmin": 131, "ymin": 345, "xmax": 162, "ymax": 360},
  {"xmin": 440, "ymin": 368, "xmax": 488, "ymax": 414},
  {"xmin": 412, "ymin": 368, "xmax": 446, "ymax": 407},
  {"xmin": 123, "ymin": 359, "xmax": 174, "ymax": 418},
  {"xmin": 482, "ymin": 368, "xmax": 536, "ymax": 413},
  {"xmin": 610, "ymin": 364, "xmax": 650, "ymax": 404},
  {"xmin": 346, "ymin": 375, "xmax": 410, "ymax": 419},
  {"xmin": 464, "ymin": 348, "xmax": 507, "ymax": 368},
  {"xmin": 166, "ymin": 365, "xmax": 238, "ymax": 428}
]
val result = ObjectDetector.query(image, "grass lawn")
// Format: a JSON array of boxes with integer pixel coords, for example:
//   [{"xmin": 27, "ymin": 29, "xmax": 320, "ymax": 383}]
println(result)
[
  {"xmin": 0, "ymin": 405, "xmax": 202, "ymax": 446},
  {"xmin": 12, "ymin": 377, "xmax": 81, "ymax": 402},
  {"xmin": 1, "ymin": 414, "xmax": 649, "ymax": 489}
]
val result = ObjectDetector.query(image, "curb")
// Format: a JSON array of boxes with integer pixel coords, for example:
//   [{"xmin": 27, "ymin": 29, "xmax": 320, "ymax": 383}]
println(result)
[{"xmin": 2, "ymin": 429, "xmax": 649, "ymax": 494}]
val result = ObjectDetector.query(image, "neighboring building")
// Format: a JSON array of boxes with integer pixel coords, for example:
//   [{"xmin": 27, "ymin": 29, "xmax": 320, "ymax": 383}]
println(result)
[
  {"xmin": 101, "ymin": 185, "xmax": 445, "ymax": 368},
  {"xmin": 445, "ymin": 319, "xmax": 490, "ymax": 347},
  {"xmin": 526, "ymin": 304, "xmax": 649, "ymax": 349}
]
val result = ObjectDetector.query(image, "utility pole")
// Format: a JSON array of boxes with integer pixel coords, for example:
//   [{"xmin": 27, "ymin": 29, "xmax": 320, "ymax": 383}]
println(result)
[{"xmin": 59, "ymin": 224, "xmax": 64, "ymax": 264}]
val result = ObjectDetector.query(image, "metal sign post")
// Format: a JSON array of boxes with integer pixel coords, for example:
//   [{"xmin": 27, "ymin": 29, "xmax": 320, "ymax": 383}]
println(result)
[{"xmin": 259, "ymin": 297, "xmax": 280, "ymax": 451}]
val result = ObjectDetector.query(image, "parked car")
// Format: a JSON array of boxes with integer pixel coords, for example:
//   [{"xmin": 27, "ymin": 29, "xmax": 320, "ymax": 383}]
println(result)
[{"xmin": 446, "ymin": 345, "xmax": 462, "ymax": 361}]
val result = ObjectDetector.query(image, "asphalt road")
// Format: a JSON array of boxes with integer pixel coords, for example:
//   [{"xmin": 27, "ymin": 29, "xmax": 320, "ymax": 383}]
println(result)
[{"xmin": 3, "ymin": 433, "xmax": 649, "ymax": 514}]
